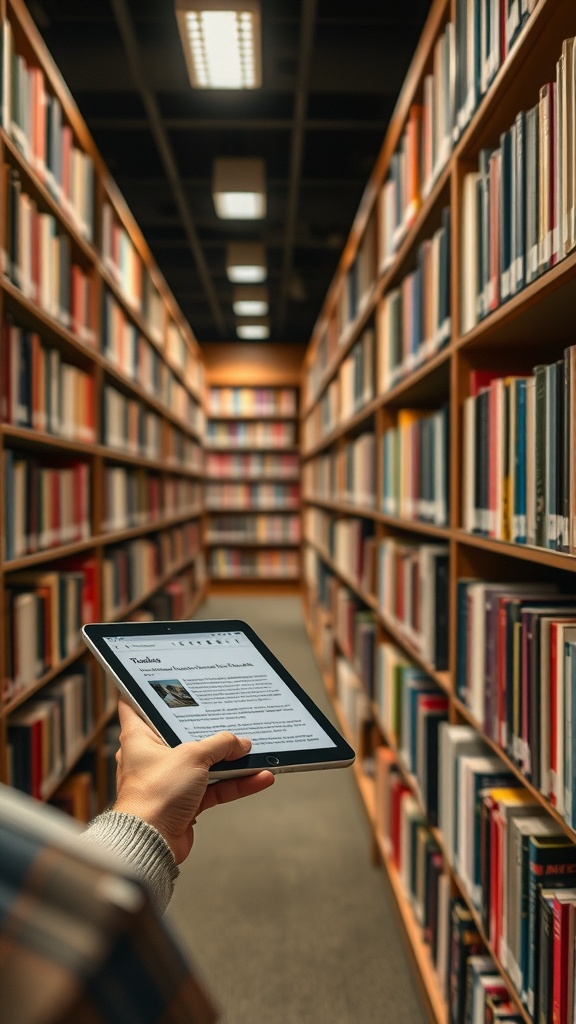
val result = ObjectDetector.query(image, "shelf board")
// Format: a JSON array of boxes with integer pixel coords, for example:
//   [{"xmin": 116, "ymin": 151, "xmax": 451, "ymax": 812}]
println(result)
[
  {"xmin": 205, "ymin": 539, "xmax": 300, "ymax": 548},
  {"xmin": 1, "ymin": 274, "xmax": 97, "ymax": 353},
  {"xmin": 455, "ymin": 530, "xmax": 576, "ymax": 571}
]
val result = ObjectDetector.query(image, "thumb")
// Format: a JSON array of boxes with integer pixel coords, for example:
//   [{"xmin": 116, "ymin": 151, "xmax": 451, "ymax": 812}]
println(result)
[{"xmin": 192, "ymin": 731, "xmax": 252, "ymax": 767}]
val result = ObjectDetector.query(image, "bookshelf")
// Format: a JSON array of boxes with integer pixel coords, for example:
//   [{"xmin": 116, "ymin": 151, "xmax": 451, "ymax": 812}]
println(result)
[
  {"xmin": 0, "ymin": 0, "xmax": 207, "ymax": 821},
  {"xmin": 301, "ymin": 0, "xmax": 576, "ymax": 1020},
  {"xmin": 203, "ymin": 343, "xmax": 304, "ymax": 591}
]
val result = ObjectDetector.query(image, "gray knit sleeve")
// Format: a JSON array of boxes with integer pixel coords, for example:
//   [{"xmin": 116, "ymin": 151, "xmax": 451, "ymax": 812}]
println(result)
[{"xmin": 83, "ymin": 810, "xmax": 180, "ymax": 915}]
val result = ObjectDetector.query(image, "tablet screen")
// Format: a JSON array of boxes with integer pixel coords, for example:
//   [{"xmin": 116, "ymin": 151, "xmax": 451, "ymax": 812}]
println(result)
[{"xmin": 103, "ymin": 627, "xmax": 337, "ymax": 753}]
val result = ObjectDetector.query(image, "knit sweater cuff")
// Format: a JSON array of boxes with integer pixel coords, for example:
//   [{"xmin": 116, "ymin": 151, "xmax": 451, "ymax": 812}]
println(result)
[{"xmin": 83, "ymin": 810, "xmax": 179, "ymax": 915}]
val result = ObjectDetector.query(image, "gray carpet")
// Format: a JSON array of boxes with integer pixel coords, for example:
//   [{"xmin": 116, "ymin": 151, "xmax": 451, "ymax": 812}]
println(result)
[{"xmin": 166, "ymin": 595, "xmax": 428, "ymax": 1024}]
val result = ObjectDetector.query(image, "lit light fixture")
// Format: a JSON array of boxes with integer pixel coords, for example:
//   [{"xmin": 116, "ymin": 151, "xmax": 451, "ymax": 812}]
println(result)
[
  {"xmin": 232, "ymin": 285, "xmax": 268, "ymax": 316},
  {"xmin": 236, "ymin": 317, "xmax": 270, "ymax": 340},
  {"xmin": 175, "ymin": 1, "xmax": 261, "ymax": 90},
  {"xmin": 226, "ymin": 241, "xmax": 267, "ymax": 282},
  {"xmin": 213, "ymin": 158, "xmax": 266, "ymax": 219}
]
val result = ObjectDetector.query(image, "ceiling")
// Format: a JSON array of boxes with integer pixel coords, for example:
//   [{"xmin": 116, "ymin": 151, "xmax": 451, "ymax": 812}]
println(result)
[{"xmin": 30, "ymin": 0, "xmax": 432, "ymax": 346}]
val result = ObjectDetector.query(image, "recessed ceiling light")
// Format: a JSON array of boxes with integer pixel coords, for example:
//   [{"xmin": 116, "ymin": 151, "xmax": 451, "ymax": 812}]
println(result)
[
  {"xmin": 175, "ymin": 1, "xmax": 261, "ymax": 90},
  {"xmin": 226, "ymin": 241, "xmax": 267, "ymax": 282},
  {"xmin": 232, "ymin": 285, "xmax": 268, "ymax": 316},
  {"xmin": 236, "ymin": 317, "xmax": 270, "ymax": 339},
  {"xmin": 213, "ymin": 158, "xmax": 266, "ymax": 219}
]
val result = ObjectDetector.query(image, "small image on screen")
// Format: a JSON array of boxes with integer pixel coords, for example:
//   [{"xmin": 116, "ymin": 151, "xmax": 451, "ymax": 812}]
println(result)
[{"xmin": 149, "ymin": 680, "xmax": 199, "ymax": 708}]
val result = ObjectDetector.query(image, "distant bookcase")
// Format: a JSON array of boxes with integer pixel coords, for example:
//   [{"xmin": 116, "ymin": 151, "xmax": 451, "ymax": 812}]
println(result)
[
  {"xmin": 0, "ymin": 0, "xmax": 207, "ymax": 817},
  {"xmin": 203, "ymin": 344, "xmax": 304, "ymax": 589},
  {"xmin": 300, "ymin": 0, "xmax": 576, "ymax": 1021}
]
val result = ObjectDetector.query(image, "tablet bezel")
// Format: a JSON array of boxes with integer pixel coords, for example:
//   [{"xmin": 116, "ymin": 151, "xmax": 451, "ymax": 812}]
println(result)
[{"xmin": 82, "ymin": 618, "xmax": 355, "ymax": 776}]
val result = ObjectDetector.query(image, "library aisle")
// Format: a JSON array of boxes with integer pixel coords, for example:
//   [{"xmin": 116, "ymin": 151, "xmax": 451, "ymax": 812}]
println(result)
[{"xmin": 166, "ymin": 594, "xmax": 427, "ymax": 1024}]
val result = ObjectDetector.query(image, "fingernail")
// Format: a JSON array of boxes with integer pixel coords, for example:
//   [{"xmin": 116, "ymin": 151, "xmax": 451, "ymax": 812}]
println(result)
[{"xmin": 240, "ymin": 737, "xmax": 252, "ymax": 751}]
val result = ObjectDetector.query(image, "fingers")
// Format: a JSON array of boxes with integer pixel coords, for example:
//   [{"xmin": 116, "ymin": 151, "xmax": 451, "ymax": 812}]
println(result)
[
  {"xmin": 198, "ymin": 770, "xmax": 275, "ymax": 812},
  {"xmin": 192, "ymin": 730, "xmax": 253, "ymax": 767}
]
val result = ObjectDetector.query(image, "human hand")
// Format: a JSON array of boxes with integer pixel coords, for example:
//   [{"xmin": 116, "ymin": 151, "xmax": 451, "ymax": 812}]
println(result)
[{"xmin": 113, "ymin": 698, "xmax": 275, "ymax": 863}]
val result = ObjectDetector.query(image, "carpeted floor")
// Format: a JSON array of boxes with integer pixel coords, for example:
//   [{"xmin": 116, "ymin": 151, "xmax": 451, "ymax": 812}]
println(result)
[{"xmin": 165, "ymin": 595, "xmax": 428, "ymax": 1024}]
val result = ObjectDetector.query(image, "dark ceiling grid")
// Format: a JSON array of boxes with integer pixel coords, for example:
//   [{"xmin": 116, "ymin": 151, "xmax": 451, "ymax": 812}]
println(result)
[
  {"xmin": 107, "ymin": 0, "xmax": 226, "ymax": 335},
  {"xmin": 277, "ymin": 0, "xmax": 316, "ymax": 331},
  {"xmin": 30, "ymin": 1, "xmax": 433, "ymax": 345}
]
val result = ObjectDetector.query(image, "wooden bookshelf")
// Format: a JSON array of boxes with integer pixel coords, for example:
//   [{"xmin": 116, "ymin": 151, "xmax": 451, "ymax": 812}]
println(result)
[
  {"xmin": 300, "ymin": 0, "xmax": 576, "ymax": 1020},
  {"xmin": 203, "ymin": 343, "xmax": 304, "ymax": 591},
  {"xmin": 0, "ymin": 0, "xmax": 207, "ymax": 817}
]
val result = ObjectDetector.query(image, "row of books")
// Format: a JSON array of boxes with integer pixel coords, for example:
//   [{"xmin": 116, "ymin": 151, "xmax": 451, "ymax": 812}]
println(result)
[
  {"xmin": 330, "ymin": 580, "xmax": 375, "ymax": 701},
  {"xmin": 164, "ymin": 476, "xmax": 202, "ymax": 519},
  {"xmin": 339, "ymin": 327, "xmax": 375, "ymax": 423},
  {"xmin": 378, "ymin": 538, "xmax": 449, "ymax": 672},
  {"xmin": 4, "ymin": 451, "xmax": 90, "ymax": 561},
  {"xmin": 382, "ymin": 406, "xmax": 449, "ymax": 526},
  {"xmin": 340, "ymin": 432, "xmax": 376, "ymax": 508},
  {"xmin": 207, "ymin": 513, "xmax": 301, "ymax": 545},
  {"xmin": 103, "ymin": 469, "xmax": 201, "ymax": 534},
  {"xmin": 205, "ymin": 481, "xmax": 300, "ymax": 511},
  {"xmin": 7, "ymin": 664, "xmax": 95, "ymax": 800},
  {"xmin": 302, "ymin": 450, "xmax": 338, "ymax": 502},
  {"xmin": 463, "ymin": 355, "xmax": 576, "ymax": 553},
  {"xmin": 335, "ymin": 214, "xmax": 376, "ymax": 340},
  {"xmin": 302, "ymin": 444, "xmax": 376, "ymax": 511},
  {"xmin": 4, "ymin": 519, "xmax": 201, "ymax": 700},
  {"xmin": 456, "ymin": 578, "xmax": 576, "ymax": 826},
  {"xmin": 378, "ymin": 208, "xmax": 451, "ymax": 394},
  {"xmin": 207, "ymin": 386, "xmax": 297, "ymax": 417},
  {"xmin": 3, "ymin": 165, "xmax": 94, "ymax": 334},
  {"xmin": 206, "ymin": 451, "xmax": 300, "ymax": 480},
  {"xmin": 334, "ymin": 656, "xmax": 371, "ymax": 740},
  {"xmin": 374, "ymin": 746, "xmax": 451, "ymax": 1003},
  {"xmin": 2, "ymin": 320, "xmax": 96, "ymax": 442},
  {"xmin": 104, "ymin": 308, "xmax": 201, "ymax": 418},
  {"xmin": 2, "ymin": 17, "xmax": 95, "ymax": 241},
  {"xmin": 101, "ymin": 533, "xmax": 199, "ymax": 619},
  {"xmin": 165, "ymin": 427, "xmax": 202, "ymax": 471},
  {"xmin": 375, "ymin": 743, "xmax": 527, "ymax": 1022},
  {"xmin": 375, "ymin": 646, "xmax": 448, "ymax": 827},
  {"xmin": 454, "ymin": 0, "xmax": 537, "ymax": 142},
  {"xmin": 101, "ymin": 200, "xmax": 143, "ymax": 315},
  {"xmin": 127, "ymin": 559, "xmax": 205, "ymax": 621},
  {"xmin": 101, "ymin": 290, "xmax": 162, "ymax": 390},
  {"xmin": 304, "ymin": 320, "xmax": 337, "ymax": 409},
  {"xmin": 439, "ymin": 723, "xmax": 576, "ymax": 1021},
  {"xmin": 206, "ymin": 420, "xmax": 297, "ymax": 449},
  {"xmin": 4, "ymin": 558, "xmax": 97, "ymax": 700},
  {"xmin": 302, "ymin": 376, "xmax": 339, "ymax": 451},
  {"xmin": 461, "ymin": 36, "xmax": 576, "ymax": 334},
  {"xmin": 167, "ymin": 369, "xmax": 204, "ymax": 435},
  {"xmin": 303, "ymin": 507, "xmax": 376, "ymax": 598},
  {"xmin": 166, "ymin": 319, "xmax": 201, "ymax": 392},
  {"xmin": 102, "ymin": 383, "xmax": 162, "ymax": 459},
  {"xmin": 208, "ymin": 548, "xmax": 300, "ymax": 579}
]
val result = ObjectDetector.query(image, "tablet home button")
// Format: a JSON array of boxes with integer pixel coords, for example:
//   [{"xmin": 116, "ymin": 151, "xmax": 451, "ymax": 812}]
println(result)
[{"xmin": 266, "ymin": 756, "xmax": 280, "ymax": 766}]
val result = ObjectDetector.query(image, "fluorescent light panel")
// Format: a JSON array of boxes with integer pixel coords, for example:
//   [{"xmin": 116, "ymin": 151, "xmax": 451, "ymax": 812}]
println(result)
[
  {"xmin": 232, "ymin": 285, "xmax": 268, "ymax": 316},
  {"xmin": 226, "ymin": 242, "xmax": 266, "ymax": 283},
  {"xmin": 175, "ymin": 1, "xmax": 261, "ymax": 90},
  {"xmin": 236, "ymin": 317, "xmax": 270, "ymax": 339},
  {"xmin": 213, "ymin": 158, "xmax": 266, "ymax": 219}
]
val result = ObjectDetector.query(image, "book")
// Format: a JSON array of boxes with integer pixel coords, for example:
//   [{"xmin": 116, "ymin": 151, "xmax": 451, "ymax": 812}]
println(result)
[{"xmin": 527, "ymin": 835, "xmax": 576, "ymax": 1016}]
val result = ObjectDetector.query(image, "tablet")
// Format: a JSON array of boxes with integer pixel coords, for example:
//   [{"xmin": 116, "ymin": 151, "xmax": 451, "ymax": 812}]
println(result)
[{"xmin": 82, "ymin": 618, "xmax": 355, "ymax": 778}]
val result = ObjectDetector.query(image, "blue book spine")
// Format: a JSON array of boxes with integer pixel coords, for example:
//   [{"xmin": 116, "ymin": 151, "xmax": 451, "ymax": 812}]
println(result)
[{"xmin": 545, "ymin": 362, "xmax": 557, "ymax": 550}]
